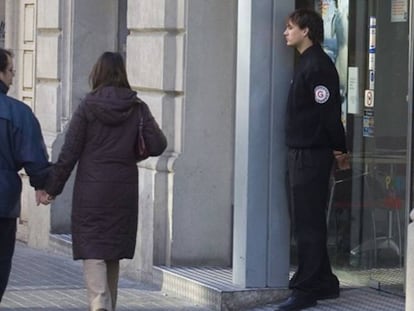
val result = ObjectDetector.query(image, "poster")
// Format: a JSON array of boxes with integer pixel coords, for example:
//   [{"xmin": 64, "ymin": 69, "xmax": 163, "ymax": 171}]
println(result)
[{"xmin": 315, "ymin": 0, "xmax": 349, "ymax": 125}]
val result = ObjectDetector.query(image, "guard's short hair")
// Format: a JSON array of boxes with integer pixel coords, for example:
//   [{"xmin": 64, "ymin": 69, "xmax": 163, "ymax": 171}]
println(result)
[
  {"xmin": 0, "ymin": 48, "xmax": 13, "ymax": 73},
  {"xmin": 288, "ymin": 8, "xmax": 324, "ymax": 44}
]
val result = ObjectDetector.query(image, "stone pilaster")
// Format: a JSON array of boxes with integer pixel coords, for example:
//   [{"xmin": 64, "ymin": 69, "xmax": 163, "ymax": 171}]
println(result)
[
  {"xmin": 125, "ymin": 0, "xmax": 185, "ymax": 281},
  {"xmin": 233, "ymin": 0, "xmax": 293, "ymax": 287},
  {"xmin": 125, "ymin": 1, "xmax": 237, "ymax": 282}
]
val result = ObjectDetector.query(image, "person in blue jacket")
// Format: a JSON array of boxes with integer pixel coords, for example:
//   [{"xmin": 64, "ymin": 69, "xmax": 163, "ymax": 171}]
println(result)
[{"xmin": 0, "ymin": 48, "xmax": 49, "ymax": 302}]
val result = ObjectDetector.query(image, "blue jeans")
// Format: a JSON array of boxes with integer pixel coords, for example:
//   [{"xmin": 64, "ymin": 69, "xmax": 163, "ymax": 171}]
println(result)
[{"xmin": 0, "ymin": 217, "xmax": 16, "ymax": 302}]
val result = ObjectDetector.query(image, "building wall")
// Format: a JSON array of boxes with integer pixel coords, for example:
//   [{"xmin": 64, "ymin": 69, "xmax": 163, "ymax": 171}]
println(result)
[
  {"xmin": 0, "ymin": 0, "xmax": 5, "ymax": 47},
  {"xmin": 6, "ymin": 0, "xmax": 39, "ymax": 243},
  {"xmin": 6, "ymin": 0, "xmax": 124, "ymax": 245},
  {"xmin": 7, "ymin": 0, "xmax": 237, "ymax": 281},
  {"xmin": 170, "ymin": 0, "xmax": 236, "ymax": 266},
  {"xmin": 123, "ymin": 0, "xmax": 185, "ymax": 280},
  {"xmin": 33, "ymin": 0, "xmax": 118, "ymax": 246},
  {"xmin": 124, "ymin": 0, "xmax": 237, "ymax": 280}
]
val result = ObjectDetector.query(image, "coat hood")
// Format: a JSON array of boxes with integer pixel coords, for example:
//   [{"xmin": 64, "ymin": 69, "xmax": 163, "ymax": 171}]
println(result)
[{"xmin": 84, "ymin": 86, "xmax": 138, "ymax": 125}]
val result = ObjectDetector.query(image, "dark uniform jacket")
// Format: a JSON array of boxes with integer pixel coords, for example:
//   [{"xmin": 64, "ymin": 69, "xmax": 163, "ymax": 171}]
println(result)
[
  {"xmin": 285, "ymin": 44, "xmax": 347, "ymax": 153},
  {"xmin": 44, "ymin": 86, "xmax": 167, "ymax": 260},
  {"xmin": 0, "ymin": 81, "xmax": 49, "ymax": 218}
]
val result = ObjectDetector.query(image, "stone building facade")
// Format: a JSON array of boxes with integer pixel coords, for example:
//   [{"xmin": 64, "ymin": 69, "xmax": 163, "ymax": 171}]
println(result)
[{"xmin": 5, "ymin": 0, "xmax": 299, "ymax": 290}]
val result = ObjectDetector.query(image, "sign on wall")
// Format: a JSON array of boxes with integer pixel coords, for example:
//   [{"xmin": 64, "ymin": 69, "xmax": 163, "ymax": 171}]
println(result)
[
  {"xmin": 347, "ymin": 67, "xmax": 359, "ymax": 114},
  {"xmin": 391, "ymin": 0, "xmax": 408, "ymax": 22}
]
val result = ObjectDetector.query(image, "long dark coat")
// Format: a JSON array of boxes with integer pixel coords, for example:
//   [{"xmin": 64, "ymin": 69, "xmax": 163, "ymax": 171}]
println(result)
[{"xmin": 45, "ymin": 86, "xmax": 166, "ymax": 260}]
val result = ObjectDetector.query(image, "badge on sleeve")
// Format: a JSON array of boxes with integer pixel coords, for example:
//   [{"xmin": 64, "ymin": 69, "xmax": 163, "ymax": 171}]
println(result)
[{"xmin": 314, "ymin": 85, "xmax": 330, "ymax": 104}]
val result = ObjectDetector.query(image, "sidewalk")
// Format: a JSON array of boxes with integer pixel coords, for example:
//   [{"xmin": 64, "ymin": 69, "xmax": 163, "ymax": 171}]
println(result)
[
  {"xmin": 1, "ymin": 242, "xmax": 406, "ymax": 311},
  {"xmin": 1, "ymin": 242, "xmax": 212, "ymax": 311}
]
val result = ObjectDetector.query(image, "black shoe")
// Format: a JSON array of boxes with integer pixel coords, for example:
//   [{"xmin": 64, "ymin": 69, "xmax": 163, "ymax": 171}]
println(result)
[{"xmin": 275, "ymin": 291, "xmax": 317, "ymax": 311}]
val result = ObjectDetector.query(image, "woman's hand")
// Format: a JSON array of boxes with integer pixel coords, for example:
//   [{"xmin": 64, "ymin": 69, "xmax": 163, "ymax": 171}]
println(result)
[{"xmin": 35, "ymin": 190, "xmax": 55, "ymax": 206}]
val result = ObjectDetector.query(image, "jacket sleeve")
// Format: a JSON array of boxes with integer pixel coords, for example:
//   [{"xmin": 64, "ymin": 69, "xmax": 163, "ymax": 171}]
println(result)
[
  {"xmin": 45, "ymin": 103, "xmax": 88, "ymax": 196},
  {"xmin": 308, "ymin": 66, "xmax": 347, "ymax": 153},
  {"xmin": 140, "ymin": 102, "xmax": 167, "ymax": 157},
  {"xmin": 14, "ymin": 112, "xmax": 50, "ymax": 189}
]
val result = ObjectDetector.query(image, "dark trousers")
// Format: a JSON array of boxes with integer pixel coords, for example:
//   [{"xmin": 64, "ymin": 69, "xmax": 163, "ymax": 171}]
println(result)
[
  {"xmin": 0, "ymin": 218, "xmax": 16, "ymax": 302},
  {"xmin": 287, "ymin": 148, "xmax": 338, "ymax": 294}
]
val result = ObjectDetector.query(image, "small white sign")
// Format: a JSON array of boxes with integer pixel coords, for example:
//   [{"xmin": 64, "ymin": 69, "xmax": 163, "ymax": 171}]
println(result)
[
  {"xmin": 364, "ymin": 90, "xmax": 375, "ymax": 108},
  {"xmin": 391, "ymin": 0, "xmax": 408, "ymax": 22},
  {"xmin": 347, "ymin": 67, "xmax": 360, "ymax": 114}
]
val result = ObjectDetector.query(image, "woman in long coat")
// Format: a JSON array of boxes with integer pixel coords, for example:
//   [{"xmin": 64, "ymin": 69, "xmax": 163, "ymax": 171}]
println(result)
[{"xmin": 42, "ymin": 52, "xmax": 167, "ymax": 311}]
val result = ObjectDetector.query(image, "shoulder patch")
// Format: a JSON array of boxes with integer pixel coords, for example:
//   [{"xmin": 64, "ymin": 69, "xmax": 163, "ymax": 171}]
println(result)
[{"xmin": 314, "ymin": 85, "xmax": 330, "ymax": 104}]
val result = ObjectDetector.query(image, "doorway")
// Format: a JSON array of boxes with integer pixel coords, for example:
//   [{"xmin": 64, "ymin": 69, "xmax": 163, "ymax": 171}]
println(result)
[{"xmin": 296, "ymin": 0, "xmax": 411, "ymax": 296}]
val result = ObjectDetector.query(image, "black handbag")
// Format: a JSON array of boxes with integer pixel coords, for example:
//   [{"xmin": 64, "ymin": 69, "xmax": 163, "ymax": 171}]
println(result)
[
  {"xmin": 135, "ymin": 100, "xmax": 167, "ymax": 161},
  {"xmin": 136, "ymin": 112, "xmax": 150, "ymax": 161}
]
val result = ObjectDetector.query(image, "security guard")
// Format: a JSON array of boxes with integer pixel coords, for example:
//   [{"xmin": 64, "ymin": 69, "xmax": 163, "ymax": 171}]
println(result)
[{"xmin": 276, "ymin": 8, "xmax": 349, "ymax": 311}]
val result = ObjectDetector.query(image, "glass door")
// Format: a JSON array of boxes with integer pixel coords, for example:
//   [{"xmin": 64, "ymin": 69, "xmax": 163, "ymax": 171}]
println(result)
[
  {"xmin": 297, "ymin": 0, "xmax": 411, "ymax": 295},
  {"xmin": 328, "ymin": 0, "xmax": 409, "ymax": 295}
]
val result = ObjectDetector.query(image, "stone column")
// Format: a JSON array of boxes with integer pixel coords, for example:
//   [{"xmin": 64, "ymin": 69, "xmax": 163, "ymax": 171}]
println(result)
[
  {"xmin": 4, "ymin": 0, "xmax": 30, "ymax": 243},
  {"xmin": 125, "ymin": 0, "xmax": 237, "ymax": 281},
  {"xmin": 125, "ymin": 0, "xmax": 185, "ymax": 281},
  {"xmin": 0, "ymin": 0, "xmax": 5, "ymax": 47},
  {"xmin": 4, "ymin": 0, "xmax": 19, "ymax": 99},
  {"xmin": 233, "ymin": 0, "xmax": 293, "ymax": 287},
  {"xmin": 170, "ymin": 0, "xmax": 236, "ymax": 267}
]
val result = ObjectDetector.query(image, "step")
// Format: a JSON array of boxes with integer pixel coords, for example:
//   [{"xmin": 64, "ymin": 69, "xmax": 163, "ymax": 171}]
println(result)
[{"xmin": 153, "ymin": 266, "xmax": 288, "ymax": 311}]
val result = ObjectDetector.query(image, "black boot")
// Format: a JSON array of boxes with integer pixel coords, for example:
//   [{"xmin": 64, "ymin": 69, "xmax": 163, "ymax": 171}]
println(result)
[{"xmin": 275, "ymin": 290, "xmax": 317, "ymax": 311}]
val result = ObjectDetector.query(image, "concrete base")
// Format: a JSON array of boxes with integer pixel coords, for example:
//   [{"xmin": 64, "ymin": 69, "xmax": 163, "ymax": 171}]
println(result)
[
  {"xmin": 16, "ymin": 220, "xmax": 28, "ymax": 243},
  {"xmin": 153, "ymin": 266, "xmax": 289, "ymax": 311}
]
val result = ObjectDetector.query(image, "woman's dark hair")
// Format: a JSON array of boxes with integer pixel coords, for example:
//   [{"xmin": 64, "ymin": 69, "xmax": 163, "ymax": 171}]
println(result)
[
  {"xmin": 0, "ymin": 49, "xmax": 13, "ymax": 72},
  {"xmin": 89, "ymin": 52, "xmax": 131, "ymax": 91},
  {"xmin": 288, "ymin": 8, "xmax": 324, "ymax": 44}
]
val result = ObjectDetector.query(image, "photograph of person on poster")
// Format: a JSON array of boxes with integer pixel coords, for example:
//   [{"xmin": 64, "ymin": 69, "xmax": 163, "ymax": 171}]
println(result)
[{"xmin": 316, "ymin": 0, "xmax": 349, "ymax": 125}]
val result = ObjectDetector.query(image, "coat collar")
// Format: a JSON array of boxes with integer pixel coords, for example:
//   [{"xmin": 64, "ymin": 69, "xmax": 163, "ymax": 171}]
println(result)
[{"xmin": 0, "ymin": 80, "xmax": 9, "ymax": 94}]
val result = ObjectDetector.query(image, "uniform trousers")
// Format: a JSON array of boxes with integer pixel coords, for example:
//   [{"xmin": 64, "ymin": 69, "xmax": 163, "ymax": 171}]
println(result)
[
  {"xmin": 0, "ymin": 217, "xmax": 16, "ymax": 302},
  {"xmin": 83, "ymin": 259, "xmax": 119, "ymax": 311},
  {"xmin": 287, "ymin": 148, "xmax": 338, "ymax": 294}
]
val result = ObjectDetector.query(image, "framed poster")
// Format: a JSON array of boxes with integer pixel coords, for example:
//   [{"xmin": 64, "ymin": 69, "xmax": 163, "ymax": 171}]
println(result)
[{"xmin": 315, "ymin": 0, "xmax": 349, "ymax": 126}]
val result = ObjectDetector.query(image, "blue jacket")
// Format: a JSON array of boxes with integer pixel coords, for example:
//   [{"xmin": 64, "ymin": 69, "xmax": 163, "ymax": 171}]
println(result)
[{"xmin": 0, "ymin": 82, "xmax": 49, "ymax": 218}]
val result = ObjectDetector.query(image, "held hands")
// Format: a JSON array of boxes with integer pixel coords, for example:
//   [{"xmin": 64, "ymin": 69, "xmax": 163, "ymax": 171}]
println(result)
[
  {"xmin": 35, "ymin": 190, "xmax": 55, "ymax": 206},
  {"xmin": 333, "ymin": 151, "xmax": 351, "ymax": 171}
]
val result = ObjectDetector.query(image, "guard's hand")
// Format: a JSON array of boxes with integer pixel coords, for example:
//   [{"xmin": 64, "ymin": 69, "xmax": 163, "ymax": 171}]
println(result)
[{"xmin": 334, "ymin": 152, "xmax": 351, "ymax": 171}]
